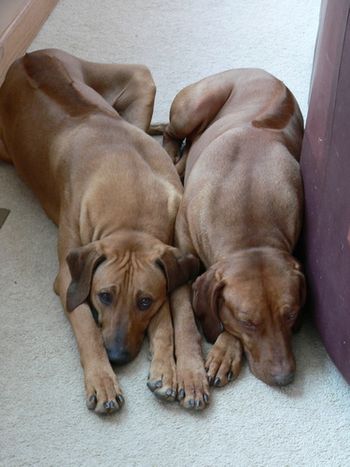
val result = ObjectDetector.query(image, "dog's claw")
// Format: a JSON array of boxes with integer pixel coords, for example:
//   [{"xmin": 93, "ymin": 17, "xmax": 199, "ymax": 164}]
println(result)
[
  {"xmin": 94, "ymin": 398, "xmax": 120, "ymax": 415},
  {"xmin": 177, "ymin": 388, "xmax": 209, "ymax": 410},
  {"xmin": 195, "ymin": 399, "xmax": 203, "ymax": 410},
  {"xmin": 147, "ymin": 379, "xmax": 163, "ymax": 392},
  {"xmin": 103, "ymin": 400, "xmax": 116, "ymax": 411},
  {"xmin": 227, "ymin": 371, "xmax": 234, "ymax": 382},
  {"xmin": 146, "ymin": 381, "xmax": 154, "ymax": 392},
  {"xmin": 86, "ymin": 394, "xmax": 97, "ymax": 410},
  {"xmin": 147, "ymin": 377, "xmax": 177, "ymax": 402},
  {"xmin": 117, "ymin": 394, "xmax": 124, "ymax": 406},
  {"xmin": 214, "ymin": 377, "xmax": 221, "ymax": 387}
]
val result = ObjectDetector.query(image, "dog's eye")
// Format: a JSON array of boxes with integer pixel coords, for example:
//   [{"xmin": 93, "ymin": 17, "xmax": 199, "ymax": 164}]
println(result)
[
  {"xmin": 286, "ymin": 312, "xmax": 297, "ymax": 322},
  {"xmin": 98, "ymin": 291, "xmax": 113, "ymax": 306},
  {"xmin": 282, "ymin": 306, "xmax": 297, "ymax": 322},
  {"xmin": 137, "ymin": 296, "xmax": 153, "ymax": 311}
]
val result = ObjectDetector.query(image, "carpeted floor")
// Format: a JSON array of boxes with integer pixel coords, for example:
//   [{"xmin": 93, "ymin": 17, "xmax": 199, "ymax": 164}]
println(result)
[{"xmin": 1, "ymin": 1, "xmax": 350, "ymax": 466}]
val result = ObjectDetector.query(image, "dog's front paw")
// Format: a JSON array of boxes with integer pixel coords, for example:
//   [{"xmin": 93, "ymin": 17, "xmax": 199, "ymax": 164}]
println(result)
[
  {"xmin": 205, "ymin": 331, "xmax": 242, "ymax": 387},
  {"xmin": 84, "ymin": 365, "xmax": 124, "ymax": 415},
  {"xmin": 176, "ymin": 356, "xmax": 210, "ymax": 410},
  {"xmin": 147, "ymin": 355, "xmax": 177, "ymax": 402}
]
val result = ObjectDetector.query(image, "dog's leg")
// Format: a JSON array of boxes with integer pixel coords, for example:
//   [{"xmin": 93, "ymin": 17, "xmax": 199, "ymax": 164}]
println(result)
[
  {"xmin": 205, "ymin": 331, "xmax": 243, "ymax": 387},
  {"xmin": 55, "ymin": 224, "xmax": 124, "ymax": 415},
  {"xmin": 55, "ymin": 262, "xmax": 124, "ymax": 414},
  {"xmin": 164, "ymin": 74, "xmax": 233, "ymax": 161},
  {"xmin": 82, "ymin": 61, "xmax": 156, "ymax": 131},
  {"xmin": 147, "ymin": 300, "xmax": 177, "ymax": 401},
  {"xmin": 112, "ymin": 65, "xmax": 155, "ymax": 131},
  {"xmin": 170, "ymin": 212, "xmax": 209, "ymax": 410},
  {"xmin": 37, "ymin": 50, "xmax": 156, "ymax": 132},
  {"xmin": 171, "ymin": 284, "xmax": 209, "ymax": 410}
]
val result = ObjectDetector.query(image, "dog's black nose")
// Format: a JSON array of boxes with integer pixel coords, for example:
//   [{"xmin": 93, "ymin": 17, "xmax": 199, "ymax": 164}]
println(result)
[
  {"xmin": 271, "ymin": 371, "xmax": 295, "ymax": 386},
  {"xmin": 106, "ymin": 347, "xmax": 132, "ymax": 365}
]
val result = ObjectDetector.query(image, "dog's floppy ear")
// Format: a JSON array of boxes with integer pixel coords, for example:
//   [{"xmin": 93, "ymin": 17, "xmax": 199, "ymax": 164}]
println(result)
[
  {"xmin": 156, "ymin": 248, "xmax": 200, "ymax": 293},
  {"xmin": 192, "ymin": 268, "xmax": 225, "ymax": 343},
  {"xmin": 66, "ymin": 244, "xmax": 106, "ymax": 312}
]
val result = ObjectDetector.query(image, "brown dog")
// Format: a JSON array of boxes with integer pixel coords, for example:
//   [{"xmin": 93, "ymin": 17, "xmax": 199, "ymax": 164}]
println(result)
[
  {"xmin": 0, "ymin": 49, "xmax": 200, "ymax": 414},
  {"xmin": 162, "ymin": 69, "xmax": 306, "ymax": 389}
]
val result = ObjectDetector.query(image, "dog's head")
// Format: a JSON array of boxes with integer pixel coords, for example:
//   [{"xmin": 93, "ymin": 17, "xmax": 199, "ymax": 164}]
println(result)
[
  {"xmin": 193, "ymin": 248, "xmax": 306, "ymax": 386},
  {"xmin": 66, "ymin": 233, "xmax": 199, "ymax": 364}
]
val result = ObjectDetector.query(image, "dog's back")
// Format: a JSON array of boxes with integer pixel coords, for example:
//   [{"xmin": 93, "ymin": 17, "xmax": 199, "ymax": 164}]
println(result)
[
  {"xmin": 184, "ymin": 69, "xmax": 303, "ymax": 179},
  {"xmin": 175, "ymin": 69, "xmax": 304, "ymax": 265},
  {"xmin": 0, "ymin": 51, "xmax": 121, "ymax": 214}
]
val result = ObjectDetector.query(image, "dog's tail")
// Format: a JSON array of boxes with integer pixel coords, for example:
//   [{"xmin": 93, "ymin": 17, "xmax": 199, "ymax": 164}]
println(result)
[{"xmin": 147, "ymin": 123, "xmax": 167, "ymax": 136}]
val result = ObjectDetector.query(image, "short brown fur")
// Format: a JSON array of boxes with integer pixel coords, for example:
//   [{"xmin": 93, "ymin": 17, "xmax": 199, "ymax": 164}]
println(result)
[
  {"xmin": 0, "ymin": 49, "xmax": 200, "ymax": 414},
  {"xmin": 162, "ymin": 69, "xmax": 305, "ymax": 390}
]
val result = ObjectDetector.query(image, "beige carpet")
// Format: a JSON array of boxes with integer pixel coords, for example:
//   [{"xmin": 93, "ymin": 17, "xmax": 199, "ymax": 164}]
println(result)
[{"xmin": 1, "ymin": 1, "xmax": 350, "ymax": 466}]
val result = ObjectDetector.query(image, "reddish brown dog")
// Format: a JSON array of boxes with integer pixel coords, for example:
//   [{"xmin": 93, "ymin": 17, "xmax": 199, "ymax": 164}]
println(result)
[
  {"xmin": 162, "ymin": 69, "xmax": 306, "ymax": 389},
  {"xmin": 0, "ymin": 49, "xmax": 200, "ymax": 414}
]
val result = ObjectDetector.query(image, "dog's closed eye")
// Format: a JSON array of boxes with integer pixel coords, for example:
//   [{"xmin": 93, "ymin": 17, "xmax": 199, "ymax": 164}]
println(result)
[{"xmin": 281, "ymin": 305, "xmax": 298, "ymax": 323}]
